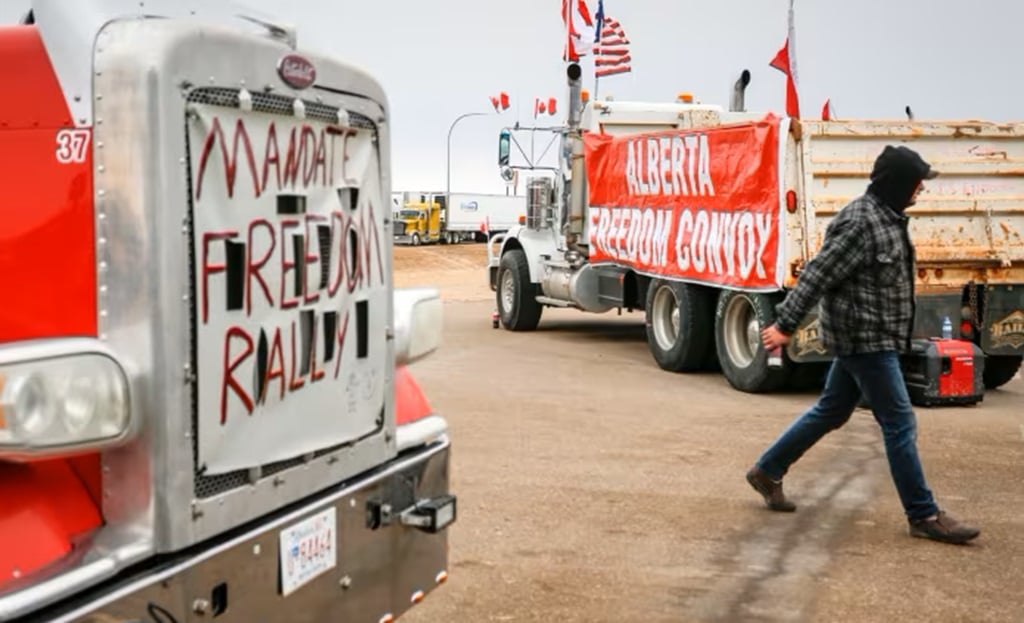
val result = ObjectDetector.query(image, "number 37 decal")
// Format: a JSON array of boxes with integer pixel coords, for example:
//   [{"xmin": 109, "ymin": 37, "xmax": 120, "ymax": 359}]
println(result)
[{"xmin": 55, "ymin": 128, "xmax": 92, "ymax": 164}]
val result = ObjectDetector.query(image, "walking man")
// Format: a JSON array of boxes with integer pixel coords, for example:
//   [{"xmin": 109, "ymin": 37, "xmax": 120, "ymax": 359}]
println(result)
[{"xmin": 747, "ymin": 144, "xmax": 980, "ymax": 545}]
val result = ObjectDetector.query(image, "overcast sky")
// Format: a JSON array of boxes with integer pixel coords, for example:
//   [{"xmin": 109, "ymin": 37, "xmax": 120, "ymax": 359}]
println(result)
[{"xmin": 6, "ymin": 1, "xmax": 1024, "ymax": 195}]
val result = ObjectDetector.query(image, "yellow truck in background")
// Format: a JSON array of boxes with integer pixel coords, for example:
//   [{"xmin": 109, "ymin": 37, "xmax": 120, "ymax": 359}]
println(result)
[{"xmin": 394, "ymin": 192, "xmax": 445, "ymax": 245}]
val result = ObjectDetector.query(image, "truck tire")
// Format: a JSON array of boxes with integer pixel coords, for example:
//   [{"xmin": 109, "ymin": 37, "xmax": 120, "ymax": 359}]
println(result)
[
  {"xmin": 411, "ymin": 232, "xmax": 421, "ymax": 246},
  {"xmin": 983, "ymin": 355, "xmax": 1023, "ymax": 389},
  {"xmin": 644, "ymin": 280, "xmax": 714, "ymax": 372},
  {"xmin": 714, "ymin": 290, "xmax": 789, "ymax": 393},
  {"xmin": 496, "ymin": 249, "xmax": 543, "ymax": 331}
]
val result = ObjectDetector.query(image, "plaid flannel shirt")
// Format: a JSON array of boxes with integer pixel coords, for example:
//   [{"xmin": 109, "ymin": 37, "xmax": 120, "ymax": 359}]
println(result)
[{"xmin": 775, "ymin": 192, "xmax": 916, "ymax": 356}]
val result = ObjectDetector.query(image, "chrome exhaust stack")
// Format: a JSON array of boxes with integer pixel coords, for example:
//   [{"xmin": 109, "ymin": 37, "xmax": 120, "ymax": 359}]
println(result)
[
  {"xmin": 730, "ymin": 69, "xmax": 751, "ymax": 112},
  {"xmin": 564, "ymin": 62, "xmax": 586, "ymax": 262}
]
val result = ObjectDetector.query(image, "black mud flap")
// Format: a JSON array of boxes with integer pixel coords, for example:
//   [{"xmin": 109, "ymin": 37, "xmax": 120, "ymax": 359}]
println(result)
[{"xmin": 981, "ymin": 285, "xmax": 1024, "ymax": 356}]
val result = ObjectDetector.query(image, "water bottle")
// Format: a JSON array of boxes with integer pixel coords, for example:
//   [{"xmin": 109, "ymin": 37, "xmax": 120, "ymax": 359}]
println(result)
[{"xmin": 941, "ymin": 316, "xmax": 953, "ymax": 340}]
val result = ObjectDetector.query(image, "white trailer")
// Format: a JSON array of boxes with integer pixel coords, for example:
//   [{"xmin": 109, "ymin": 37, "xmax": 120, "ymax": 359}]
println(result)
[
  {"xmin": 444, "ymin": 192, "xmax": 525, "ymax": 241},
  {"xmin": 488, "ymin": 63, "xmax": 1024, "ymax": 395}
]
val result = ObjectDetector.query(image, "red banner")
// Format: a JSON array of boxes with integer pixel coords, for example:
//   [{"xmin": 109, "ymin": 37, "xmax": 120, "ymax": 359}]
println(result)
[{"xmin": 584, "ymin": 115, "xmax": 784, "ymax": 290}]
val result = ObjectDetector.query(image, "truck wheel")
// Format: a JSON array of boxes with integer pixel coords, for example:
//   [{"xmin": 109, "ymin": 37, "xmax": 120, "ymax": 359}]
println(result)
[
  {"xmin": 411, "ymin": 233, "xmax": 421, "ymax": 246},
  {"xmin": 983, "ymin": 355, "xmax": 1023, "ymax": 389},
  {"xmin": 644, "ymin": 280, "xmax": 714, "ymax": 372},
  {"xmin": 715, "ymin": 290, "xmax": 789, "ymax": 393},
  {"xmin": 497, "ymin": 249, "xmax": 542, "ymax": 331}
]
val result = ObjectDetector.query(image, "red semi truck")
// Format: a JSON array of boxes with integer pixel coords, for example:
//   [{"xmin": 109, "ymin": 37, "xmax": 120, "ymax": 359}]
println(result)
[{"xmin": 1, "ymin": 1, "xmax": 456, "ymax": 621}]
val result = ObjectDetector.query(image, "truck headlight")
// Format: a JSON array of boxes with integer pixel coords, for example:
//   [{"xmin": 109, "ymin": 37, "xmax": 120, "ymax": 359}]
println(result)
[{"xmin": 0, "ymin": 342, "xmax": 131, "ymax": 459}]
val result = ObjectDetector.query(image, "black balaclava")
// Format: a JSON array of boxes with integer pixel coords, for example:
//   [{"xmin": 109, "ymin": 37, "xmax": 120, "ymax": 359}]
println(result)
[{"xmin": 867, "ymin": 145, "xmax": 938, "ymax": 212}]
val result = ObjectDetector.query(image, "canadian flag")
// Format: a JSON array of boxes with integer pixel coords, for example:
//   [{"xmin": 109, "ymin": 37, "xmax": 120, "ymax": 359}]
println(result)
[
  {"xmin": 534, "ymin": 97, "xmax": 558, "ymax": 118},
  {"xmin": 562, "ymin": 0, "xmax": 595, "ymax": 62},
  {"xmin": 769, "ymin": 0, "xmax": 800, "ymax": 118},
  {"xmin": 490, "ymin": 91, "xmax": 510, "ymax": 113}
]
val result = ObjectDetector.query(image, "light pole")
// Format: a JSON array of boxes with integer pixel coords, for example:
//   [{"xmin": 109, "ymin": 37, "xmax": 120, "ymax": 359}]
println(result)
[{"xmin": 446, "ymin": 111, "xmax": 489, "ymax": 199}]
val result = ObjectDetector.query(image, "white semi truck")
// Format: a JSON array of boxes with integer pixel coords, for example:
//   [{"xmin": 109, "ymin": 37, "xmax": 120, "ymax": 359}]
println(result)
[{"xmin": 488, "ymin": 63, "xmax": 1024, "ymax": 396}]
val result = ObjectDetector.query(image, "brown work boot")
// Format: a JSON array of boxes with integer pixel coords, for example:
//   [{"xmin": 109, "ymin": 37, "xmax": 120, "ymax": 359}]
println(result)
[
  {"xmin": 909, "ymin": 510, "xmax": 980, "ymax": 545},
  {"xmin": 746, "ymin": 466, "xmax": 796, "ymax": 512}
]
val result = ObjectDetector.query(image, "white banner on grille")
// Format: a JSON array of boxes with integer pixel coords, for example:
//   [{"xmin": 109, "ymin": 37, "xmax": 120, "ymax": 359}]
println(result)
[{"xmin": 188, "ymin": 104, "xmax": 387, "ymax": 475}]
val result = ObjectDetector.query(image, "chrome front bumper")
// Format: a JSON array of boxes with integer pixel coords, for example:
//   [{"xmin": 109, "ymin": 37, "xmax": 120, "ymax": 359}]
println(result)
[{"xmin": 18, "ymin": 439, "xmax": 454, "ymax": 623}]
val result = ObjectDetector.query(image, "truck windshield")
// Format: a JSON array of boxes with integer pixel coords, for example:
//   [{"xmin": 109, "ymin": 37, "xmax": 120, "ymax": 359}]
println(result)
[{"xmin": 399, "ymin": 209, "xmax": 423, "ymax": 219}]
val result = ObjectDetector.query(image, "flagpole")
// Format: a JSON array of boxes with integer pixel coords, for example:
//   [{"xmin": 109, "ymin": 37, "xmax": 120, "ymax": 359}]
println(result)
[
  {"xmin": 592, "ymin": 27, "xmax": 599, "ymax": 103},
  {"xmin": 563, "ymin": 0, "xmax": 571, "ymax": 65},
  {"xmin": 788, "ymin": 0, "xmax": 798, "ymax": 91}
]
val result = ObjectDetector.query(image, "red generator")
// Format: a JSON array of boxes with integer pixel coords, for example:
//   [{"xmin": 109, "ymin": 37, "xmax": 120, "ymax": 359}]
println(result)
[{"xmin": 901, "ymin": 338, "xmax": 986, "ymax": 407}]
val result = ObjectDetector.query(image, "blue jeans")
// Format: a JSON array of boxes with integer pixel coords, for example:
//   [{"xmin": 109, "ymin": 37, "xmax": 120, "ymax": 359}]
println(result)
[{"xmin": 756, "ymin": 351, "xmax": 940, "ymax": 522}]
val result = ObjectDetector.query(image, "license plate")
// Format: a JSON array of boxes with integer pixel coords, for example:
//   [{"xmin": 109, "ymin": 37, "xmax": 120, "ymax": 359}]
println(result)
[{"xmin": 279, "ymin": 507, "xmax": 337, "ymax": 597}]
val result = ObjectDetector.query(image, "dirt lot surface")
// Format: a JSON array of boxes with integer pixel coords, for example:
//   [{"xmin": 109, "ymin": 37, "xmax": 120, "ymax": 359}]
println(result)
[{"xmin": 395, "ymin": 243, "xmax": 1024, "ymax": 623}]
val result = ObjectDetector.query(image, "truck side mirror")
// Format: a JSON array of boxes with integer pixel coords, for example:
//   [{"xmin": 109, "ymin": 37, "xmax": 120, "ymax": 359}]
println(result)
[
  {"xmin": 498, "ymin": 130, "xmax": 510, "ymax": 167},
  {"xmin": 393, "ymin": 287, "xmax": 443, "ymax": 366}
]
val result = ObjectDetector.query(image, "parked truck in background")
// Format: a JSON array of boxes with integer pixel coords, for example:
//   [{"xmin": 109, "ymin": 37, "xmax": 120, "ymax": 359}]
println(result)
[
  {"xmin": 394, "ymin": 191, "xmax": 525, "ymax": 245},
  {"xmin": 393, "ymin": 192, "xmax": 444, "ymax": 246},
  {"xmin": 488, "ymin": 62, "xmax": 1024, "ymax": 397},
  {"xmin": 1, "ymin": 2, "xmax": 456, "ymax": 621}
]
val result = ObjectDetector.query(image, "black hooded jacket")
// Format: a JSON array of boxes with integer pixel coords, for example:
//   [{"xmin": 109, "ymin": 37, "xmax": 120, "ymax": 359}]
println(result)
[
  {"xmin": 774, "ymin": 145, "xmax": 937, "ymax": 355},
  {"xmin": 867, "ymin": 144, "xmax": 937, "ymax": 213}
]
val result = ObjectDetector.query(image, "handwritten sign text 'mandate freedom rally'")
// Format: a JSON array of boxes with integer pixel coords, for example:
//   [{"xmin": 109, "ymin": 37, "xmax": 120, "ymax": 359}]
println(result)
[{"xmin": 190, "ymin": 107, "xmax": 387, "ymax": 474}]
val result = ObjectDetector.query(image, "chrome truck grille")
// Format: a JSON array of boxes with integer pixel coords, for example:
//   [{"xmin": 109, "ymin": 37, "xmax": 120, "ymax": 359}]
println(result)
[
  {"xmin": 186, "ymin": 87, "xmax": 378, "ymax": 129},
  {"xmin": 184, "ymin": 87, "xmax": 379, "ymax": 499}
]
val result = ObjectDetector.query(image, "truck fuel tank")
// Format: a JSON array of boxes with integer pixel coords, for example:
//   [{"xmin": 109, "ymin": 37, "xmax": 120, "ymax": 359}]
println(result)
[{"xmin": 540, "ymin": 264, "xmax": 615, "ymax": 314}]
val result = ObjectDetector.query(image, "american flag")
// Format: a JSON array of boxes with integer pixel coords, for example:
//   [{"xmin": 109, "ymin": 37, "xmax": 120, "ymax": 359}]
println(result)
[{"xmin": 593, "ymin": 15, "xmax": 631, "ymax": 78}]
